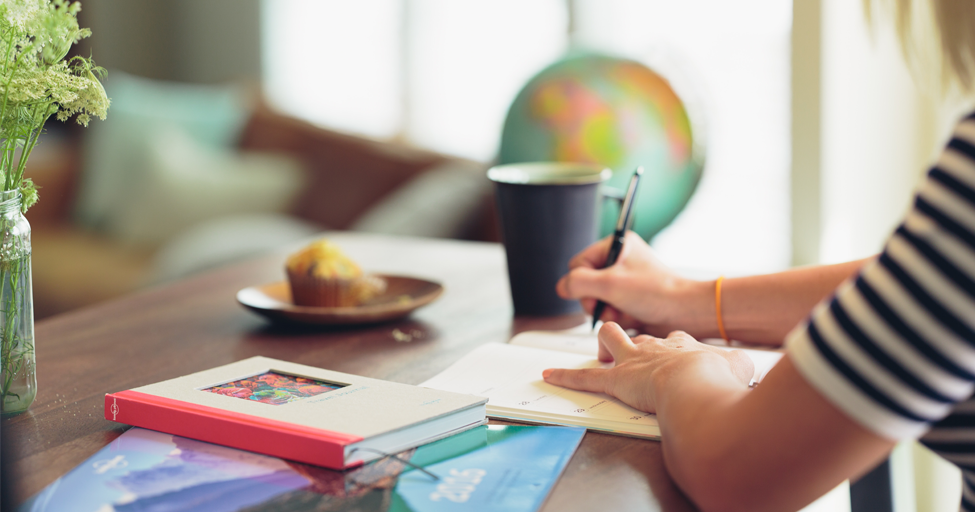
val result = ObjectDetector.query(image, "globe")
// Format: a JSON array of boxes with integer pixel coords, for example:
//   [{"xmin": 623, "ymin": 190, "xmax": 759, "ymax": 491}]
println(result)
[{"xmin": 498, "ymin": 53, "xmax": 704, "ymax": 240}]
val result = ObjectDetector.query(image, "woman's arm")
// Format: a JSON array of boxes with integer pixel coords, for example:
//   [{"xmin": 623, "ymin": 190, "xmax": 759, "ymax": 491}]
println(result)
[
  {"xmin": 717, "ymin": 258, "xmax": 868, "ymax": 345},
  {"xmin": 556, "ymin": 232, "xmax": 870, "ymax": 346},
  {"xmin": 543, "ymin": 324, "xmax": 895, "ymax": 512}
]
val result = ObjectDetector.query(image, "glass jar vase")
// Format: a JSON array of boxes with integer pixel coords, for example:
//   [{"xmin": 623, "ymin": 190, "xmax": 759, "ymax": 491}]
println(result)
[{"xmin": 0, "ymin": 190, "xmax": 34, "ymax": 414}]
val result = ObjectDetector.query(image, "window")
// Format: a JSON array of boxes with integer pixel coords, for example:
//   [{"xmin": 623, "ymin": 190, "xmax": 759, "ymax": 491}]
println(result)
[{"xmin": 263, "ymin": 0, "xmax": 791, "ymax": 275}]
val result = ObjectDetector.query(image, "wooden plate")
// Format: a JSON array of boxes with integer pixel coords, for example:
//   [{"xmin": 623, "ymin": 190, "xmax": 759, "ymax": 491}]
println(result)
[{"xmin": 236, "ymin": 275, "xmax": 444, "ymax": 325}]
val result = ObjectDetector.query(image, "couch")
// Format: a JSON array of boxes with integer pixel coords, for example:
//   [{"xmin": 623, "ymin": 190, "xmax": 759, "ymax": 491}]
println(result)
[{"xmin": 28, "ymin": 73, "xmax": 497, "ymax": 318}]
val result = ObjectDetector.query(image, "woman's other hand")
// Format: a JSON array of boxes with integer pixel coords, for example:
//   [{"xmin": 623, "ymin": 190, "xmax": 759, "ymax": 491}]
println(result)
[
  {"xmin": 542, "ymin": 322, "xmax": 754, "ymax": 413},
  {"xmin": 556, "ymin": 232, "xmax": 714, "ymax": 348}
]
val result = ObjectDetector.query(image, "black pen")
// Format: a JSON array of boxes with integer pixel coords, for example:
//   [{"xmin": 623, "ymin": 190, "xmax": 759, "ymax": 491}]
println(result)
[{"xmin": 591, "ymin": 166, "xmax": 643, "ymax": 331}]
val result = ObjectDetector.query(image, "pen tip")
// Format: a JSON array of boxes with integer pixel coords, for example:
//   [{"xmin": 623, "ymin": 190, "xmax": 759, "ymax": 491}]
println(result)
[{"xmin": 635, "ymin": 166, "xmax": 644, "ymax": 175}]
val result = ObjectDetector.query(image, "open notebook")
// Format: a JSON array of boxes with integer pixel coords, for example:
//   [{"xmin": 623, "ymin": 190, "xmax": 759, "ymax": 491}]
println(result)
[{"xmin": 421, "ymin": 324, "xmax": 784, "ymax": 439}]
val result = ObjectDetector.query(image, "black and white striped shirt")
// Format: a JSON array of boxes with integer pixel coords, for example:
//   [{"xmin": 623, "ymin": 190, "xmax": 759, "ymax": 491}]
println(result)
[{"xmin": 787, "ymin": 111, "xmax": 975, "ymax": 511}]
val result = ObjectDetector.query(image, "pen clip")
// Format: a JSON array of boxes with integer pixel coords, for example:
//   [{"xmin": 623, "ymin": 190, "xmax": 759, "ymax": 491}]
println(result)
[{"xmin": 615, "ymin": 167, "xmax": 643, "ymax": 232}]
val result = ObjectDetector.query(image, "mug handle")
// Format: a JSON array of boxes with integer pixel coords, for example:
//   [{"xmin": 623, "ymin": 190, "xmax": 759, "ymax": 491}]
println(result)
[
  {"xmin": 600, "ymin": 185, "xmax": 635, "ymax": 235},
  {"xmin": 602, "ymin": 186, "xmax": 626, "ymax": 204}
]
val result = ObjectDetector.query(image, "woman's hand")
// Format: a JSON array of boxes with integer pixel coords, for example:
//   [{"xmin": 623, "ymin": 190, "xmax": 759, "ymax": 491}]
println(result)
[
  {"xmin": 556, "ymin": 232, "xmax": 715, "ymax": 343},
  {"xmin": 545, "ymin": 323, "xmax": 894, "ymax": 512},
  {"xmin": 542, "ymin": 322, "xmax": 754, "ymax": 413}
]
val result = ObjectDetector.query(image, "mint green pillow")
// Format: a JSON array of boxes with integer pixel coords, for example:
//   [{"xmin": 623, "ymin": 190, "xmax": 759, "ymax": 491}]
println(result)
[{"xmin": 74, "ymin": 71, "xmax": 249, "ymax": 232}]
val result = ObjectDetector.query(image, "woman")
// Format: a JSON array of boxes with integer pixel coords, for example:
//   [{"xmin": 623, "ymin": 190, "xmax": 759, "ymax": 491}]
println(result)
[{"xmin": 544, "ymin": 1, "xmax": 975, "ymax": 511}]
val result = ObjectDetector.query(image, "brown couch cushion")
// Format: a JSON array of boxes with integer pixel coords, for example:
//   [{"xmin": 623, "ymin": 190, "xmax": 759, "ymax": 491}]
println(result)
[{"xmin": 238, "ymin": 106, "xmax": 447, "ymax": 230}]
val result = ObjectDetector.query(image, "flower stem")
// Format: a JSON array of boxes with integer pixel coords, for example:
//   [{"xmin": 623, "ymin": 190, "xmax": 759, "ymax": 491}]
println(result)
[{"xmin": 14, "ymin": 105, "xmax": 52, "ymax": 186}]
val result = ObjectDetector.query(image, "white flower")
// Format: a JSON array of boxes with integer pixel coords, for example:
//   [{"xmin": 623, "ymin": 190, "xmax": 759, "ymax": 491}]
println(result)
[
  {"xmin": 0, "ymin": 0, "xmax": 43, "ymax": 31},
  {"xmin": 0, "ymin": 0, "xmax": 108, "ymax": 210}
]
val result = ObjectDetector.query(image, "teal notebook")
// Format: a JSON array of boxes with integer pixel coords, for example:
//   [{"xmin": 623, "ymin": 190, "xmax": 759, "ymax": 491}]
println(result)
[{"xmin": 21, "ymin": 424, "xmax": 585, "ymax": 512}]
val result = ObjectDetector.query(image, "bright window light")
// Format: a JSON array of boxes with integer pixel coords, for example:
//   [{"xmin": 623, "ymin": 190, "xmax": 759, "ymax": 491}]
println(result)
[
  {"xmin": 573, "ymin": 0, "xmax": 793, "ymax": 275},
  {"xmin": 406, "ymin": 0, "xmax": 567, "ymax": 160},
  {"xmin": 262, "ymin": 0, "xmax": 403, "ymax": 139},
  {"xmin": 262, "ymin": 0, "xmax": 791, "ymax": 274}
]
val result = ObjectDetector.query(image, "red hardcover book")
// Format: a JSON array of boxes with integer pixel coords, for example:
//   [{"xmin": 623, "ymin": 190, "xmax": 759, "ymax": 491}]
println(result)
[{"xmin": 104, "ymin": 356, "xmax": 486, "ymax": 469}]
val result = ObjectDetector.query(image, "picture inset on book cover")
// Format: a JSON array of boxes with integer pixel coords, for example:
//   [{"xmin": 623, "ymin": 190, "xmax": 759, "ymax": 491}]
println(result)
[{"xmin": 203, "ymin": 371, "xmax": 348, "ymax": 405}]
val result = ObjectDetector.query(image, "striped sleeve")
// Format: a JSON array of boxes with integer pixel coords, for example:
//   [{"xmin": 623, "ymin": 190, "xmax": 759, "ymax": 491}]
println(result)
[{"xmin": 786, "ymin": 112, "xmax": 975, "ymax": 440}]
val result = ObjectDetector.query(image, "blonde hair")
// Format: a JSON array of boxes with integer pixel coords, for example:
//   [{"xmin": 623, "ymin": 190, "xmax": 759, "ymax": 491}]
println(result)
[{"xmin": 865, "ymin": 0, "xmax": 975, "ymax": 93}]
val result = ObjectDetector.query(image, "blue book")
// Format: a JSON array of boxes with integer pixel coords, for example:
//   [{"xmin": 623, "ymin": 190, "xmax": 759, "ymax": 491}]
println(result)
[{"xmin": 20, "ymin": 424, "xmax": 585, "ymax": 512}]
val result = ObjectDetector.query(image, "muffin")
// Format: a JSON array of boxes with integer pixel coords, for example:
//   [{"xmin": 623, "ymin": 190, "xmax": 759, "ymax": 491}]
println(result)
[{"xmin": 285, "ymin": 239, "xmax": 385, "ymax": 307}]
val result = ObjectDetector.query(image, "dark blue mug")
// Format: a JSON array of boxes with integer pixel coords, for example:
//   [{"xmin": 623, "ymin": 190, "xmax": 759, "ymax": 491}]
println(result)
[{"xmin": 488, "ymin": 163, "xmax": 614, "ymax": 316}]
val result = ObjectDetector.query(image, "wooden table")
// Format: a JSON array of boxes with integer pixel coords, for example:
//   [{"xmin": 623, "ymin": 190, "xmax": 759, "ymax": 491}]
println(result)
[{"xmin": 3, "ymin": 232, "xmax": 697, "ymax": 511}]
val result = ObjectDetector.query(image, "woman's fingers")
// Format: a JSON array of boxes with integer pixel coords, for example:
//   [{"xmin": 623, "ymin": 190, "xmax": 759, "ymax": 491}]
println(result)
[
  {"xmin": 542, "ymin": 367, "xmax": 609, "ymax": 393},
  {"xmin": 630, "ymin": 334, "xmax": 654, "ymax": 345},
  {"xmin": 597, "ymin": 322, "xmax": 634, "ymax": 360},
  {"xmin": 721, "ymin": 349, "xmax": 757, "ymax": 385},
  {"xmin": 567, "ymin": 231, "xmax": 644, "ymax": 271},
  {"xmin": 567, "ymin": 235, "xmax": 614, "ymax": 270},
  {"xmin": 597, "ymin": 338, "xmax": 614, "ymax": 362},
  {"xmin": 582, "ymin": 298, "xmax": 623, "ymax": 324},
  {"xmin": 557, "ymin": 266, "xmax": 610, "ymax": 300},
  {"xmin": 580, "ymin": 297, "xmax": 597, "ymax": 314}
]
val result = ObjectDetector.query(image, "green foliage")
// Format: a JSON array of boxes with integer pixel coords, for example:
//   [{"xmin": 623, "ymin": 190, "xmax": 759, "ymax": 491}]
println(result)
[
  {"xmin": 0, "ymin": 0, "xmax": 108, "ymax": 211},
  {"xmin": 18, "ymin": 176, "xmax": 35, "ymax": 210}
]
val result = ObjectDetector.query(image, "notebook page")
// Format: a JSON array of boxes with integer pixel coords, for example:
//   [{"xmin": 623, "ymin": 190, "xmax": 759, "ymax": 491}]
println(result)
[
  {"xmin": 421, "ymin": 344, "xmax": 658, "ymax": 436},
  {"xmin": 508, "ymin": 331, "xmax": 599, "ymax": 356},
  {"xmin": 509, "ymin": 329, "xmax": 785, "ymax": 383}
]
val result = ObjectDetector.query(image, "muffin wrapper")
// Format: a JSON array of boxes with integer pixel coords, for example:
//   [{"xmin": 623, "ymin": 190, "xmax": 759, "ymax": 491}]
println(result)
[{"xmin": 287, "ymin": 270, "xmax": 386, "ymax": 308}]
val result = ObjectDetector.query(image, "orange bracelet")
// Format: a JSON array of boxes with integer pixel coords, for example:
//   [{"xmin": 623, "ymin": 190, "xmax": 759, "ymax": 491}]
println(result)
[{"xmin": 715, "ymin": 276, "xmax": 730, "ymax": 343}]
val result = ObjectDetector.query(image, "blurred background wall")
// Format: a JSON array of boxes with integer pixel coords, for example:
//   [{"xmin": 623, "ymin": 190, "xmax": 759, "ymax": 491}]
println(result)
[
  {"xmin": 80, "ymin": 0, "xmax": 262, "ymax": 85},
  {"xmin": 259, "ymin": 0, "xmax": 793, "ymax": 277}
]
